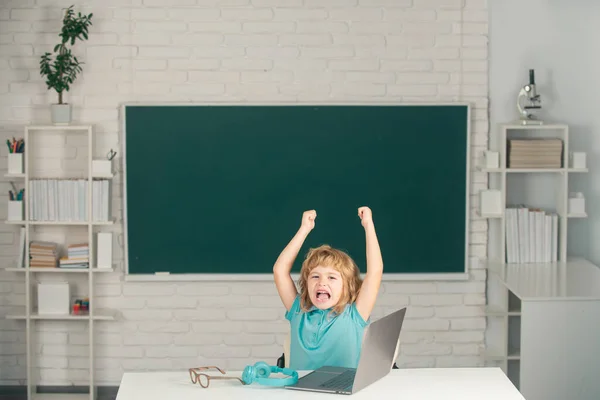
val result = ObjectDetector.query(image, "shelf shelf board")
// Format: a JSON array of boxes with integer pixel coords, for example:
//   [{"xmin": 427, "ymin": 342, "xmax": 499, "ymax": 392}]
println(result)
[
  {"xmin": 6, "ymin": 308, "xmax": 116, "ymax": 321},
  {"xmin": 476, "ymin": 211, "xmax": 587, "ymax": 220},
  {"xmin": 568, "ymin": 213, "xmax": 587, "ymax": 218},
  {"xmin": 484, "ymin": 348, "xmax": 521, "ymax": 360},
  {"xmin": 5, "ymin": 220, "xmax": 114, "ymax": 226},
  {"xmin": 502, "ymin": 123, "xmax": 568, "ymax": 130},
  {"xmin": 29, "ymin": 220, "xmax": 115, "ymax": 226},
  {"xmin": 476, "ymin": 166, "xmax": 503, "ymax": 173},
  {"xmin": 507, "ymin": 168, "xmax": 564, "ymax": 173},
  {"xmin": 33, "ymin": 175, "xmax": 114, "ymax": 180},
  {"xmin": 5, "ymin": 267, "xmax": 114, "ymax": 273},
  {"xmin": 485, "ymin": 306, "xmax": 521, "ymax": 316},
  {"xmin": 568, "ymin": 168, "xmax": 589, "ymax": 173},
  {"xmin": 27, "ymin": 124, "xmax": 92, "ymax": 131},
  {"xmin": 33, "ymin": 394, "xmax": 91, "ymax": 400},
  {"xmin": 478, "ymin": 167, "xmax": 588, "ymax": 173},
  {"xmin": 476, "ymin": 211, "xmax": 502, "ymax": 219},
  {"xmin": 4, "ymin": 174, "xmax": 114, "ymax": 180},
  {"xmin": 4, "ymin": 173, "xmax": 25, "ymax": 179}
]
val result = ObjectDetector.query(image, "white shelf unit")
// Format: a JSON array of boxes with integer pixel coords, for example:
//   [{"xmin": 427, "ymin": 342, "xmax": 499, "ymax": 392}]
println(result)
[
  {"xmin": 479, "ymin": 123, "xmax": 584, "ymax": 265},
  {"xmin": 4, "ymin": 124, "xmax": 116, "ymax": 400},
  {"xmin": 479, "ymin": 123, "xmax": 600, "ymax": 400}
]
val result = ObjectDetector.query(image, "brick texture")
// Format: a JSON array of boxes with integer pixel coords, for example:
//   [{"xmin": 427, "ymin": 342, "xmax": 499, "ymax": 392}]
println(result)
[{"xmin": 0, "ymin": 0, "xmax": 488, "ymax": 386}]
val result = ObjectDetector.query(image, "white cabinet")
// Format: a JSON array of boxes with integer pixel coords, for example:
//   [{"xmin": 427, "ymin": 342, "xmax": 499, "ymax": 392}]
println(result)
[
  {"xmin": 484, "ymin": 259, "xmax": 600, "ymax": 400},
  {"xmin": 479, "ymin": 122, "xmax": 600, "ymax": 399}
]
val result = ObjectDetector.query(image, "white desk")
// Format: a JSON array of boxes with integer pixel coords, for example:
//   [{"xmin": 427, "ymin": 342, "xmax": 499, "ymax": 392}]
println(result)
[
  {"xmin": 488, "ymin": 258, "xmax": 600, "ymax": 300},
  {"xmin": 485, "ymin": 258, "xmax": 600, "ymax": 400},
  {"xmin": 116, "ymin": 367, "xmax": 525, "ymax": 399}
]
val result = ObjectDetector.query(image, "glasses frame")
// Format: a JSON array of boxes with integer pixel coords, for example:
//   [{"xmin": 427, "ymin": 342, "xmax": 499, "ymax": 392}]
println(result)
[{"xmin": 188, "ymin": 366, "xmax": 245, "ymax": 388}]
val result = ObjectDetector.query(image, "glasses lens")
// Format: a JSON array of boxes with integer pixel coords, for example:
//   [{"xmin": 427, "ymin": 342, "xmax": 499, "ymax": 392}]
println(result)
[{"xmin": 199, "ymin": 374, "xmax": 209, "ymax": 388}]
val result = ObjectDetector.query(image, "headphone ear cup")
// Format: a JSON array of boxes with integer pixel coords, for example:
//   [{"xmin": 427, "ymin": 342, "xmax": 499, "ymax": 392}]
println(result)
[
  {"xmin": 254, "ymin": 361, "xmax": 272, "ymax": 379},
  {"xmin": 242, "ymin": 365, "xmax": 255, "ymax": 385}
]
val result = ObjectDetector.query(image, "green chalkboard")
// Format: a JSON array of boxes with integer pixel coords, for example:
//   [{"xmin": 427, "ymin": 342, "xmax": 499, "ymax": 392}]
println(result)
[{"xmin": 123, "ymin": 104, "xmax": 469, "ymax": 276}]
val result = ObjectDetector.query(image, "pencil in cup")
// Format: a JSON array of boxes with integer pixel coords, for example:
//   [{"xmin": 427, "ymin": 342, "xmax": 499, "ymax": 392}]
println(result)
[
  {"xmin": 8, "ymin": 189, "xmax": 24, "ymax": 201},
  {"xmin": 7, "ymin": 139, "xmax": 24, "ymax": 174},
  {"xmin": 6, "ymin": 138, "xmax": 24, "ymax": 154}
]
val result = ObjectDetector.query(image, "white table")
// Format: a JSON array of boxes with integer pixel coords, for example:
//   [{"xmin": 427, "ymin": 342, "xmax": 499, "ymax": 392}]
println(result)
[{"xmin": 116, "ymin": 367, "xmax": 525, "ymax": 399}]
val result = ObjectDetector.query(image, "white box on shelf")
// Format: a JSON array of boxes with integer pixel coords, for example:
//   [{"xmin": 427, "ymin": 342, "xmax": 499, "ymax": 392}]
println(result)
[
  {"xmin": 568, "ymin": 192, "xmax": 585, "ymax": 215},
  {"xmin": 8, "ymin": 153, "xmax": 23, "ymax": 175},
  {"xmin": 7, "ymin": 200, "xmax": 23, "ymax": 221},
  {"xmin": 96, "ymin": 232, "xmax": 112, "ymax": 269},
  {"xmin": 37, "ymin": 282, "xmax": 70, "ymax": 315},
  {"xmin": 484, "ymin": 151, "xmax": 500, "ymax": 169},
  {"xmin": 480, "ymin": 190, "xmax": 502, "ymax": 216},
  {"xmin": 570, "ymin": 152, "xmax": 586, "ymax": 169},
  {"xmin": 92, "ymin": 159, "xmax": 112, "ymax": 177}
]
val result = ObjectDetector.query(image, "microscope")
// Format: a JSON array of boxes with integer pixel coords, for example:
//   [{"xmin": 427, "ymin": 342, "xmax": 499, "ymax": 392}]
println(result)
[{"xmin": 517, "ymin": 69, "xmax": 542, "ymax": 125}]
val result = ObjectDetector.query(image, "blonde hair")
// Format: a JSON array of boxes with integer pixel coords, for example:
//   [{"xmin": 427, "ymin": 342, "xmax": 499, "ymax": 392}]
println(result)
[{"xmin": 298, "ymin": 244, "xmax": 362, "ymax": 315}]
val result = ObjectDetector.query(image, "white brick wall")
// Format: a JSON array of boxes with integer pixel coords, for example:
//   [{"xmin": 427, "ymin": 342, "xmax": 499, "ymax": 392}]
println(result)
[{"xmin": 0, "ymin": 0, "xmax": 489, "ymax": 386}]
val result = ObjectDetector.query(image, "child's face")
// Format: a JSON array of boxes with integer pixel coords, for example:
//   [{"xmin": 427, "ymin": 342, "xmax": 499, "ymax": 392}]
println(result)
[{"xmin": 307, "ymin": 265, "xmax": 344, "ymax": 310}]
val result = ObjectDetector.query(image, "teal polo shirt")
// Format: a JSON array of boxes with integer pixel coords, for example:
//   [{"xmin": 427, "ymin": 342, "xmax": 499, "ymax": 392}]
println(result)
[{"xmin": 285, "ymin": 295, "xmax": 368, "ymax": 370}]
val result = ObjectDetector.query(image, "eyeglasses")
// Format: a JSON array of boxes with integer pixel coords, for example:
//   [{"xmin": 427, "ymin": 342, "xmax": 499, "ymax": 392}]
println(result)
[{"xmin": 188, "ymin": 366, "xmax": 245, "ymax": 388}]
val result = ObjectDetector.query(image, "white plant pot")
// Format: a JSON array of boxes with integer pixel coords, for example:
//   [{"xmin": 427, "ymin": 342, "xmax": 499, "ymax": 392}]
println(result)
[{"xmin": 51, "ymin": 103, "xmax": 71, "ymax": 125}]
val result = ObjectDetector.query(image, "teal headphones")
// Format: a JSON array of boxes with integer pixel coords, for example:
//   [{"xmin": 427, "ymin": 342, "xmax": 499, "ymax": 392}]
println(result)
[{"xmin": 242, "ymin": 361, "xmax": 298, "ymax": 387}]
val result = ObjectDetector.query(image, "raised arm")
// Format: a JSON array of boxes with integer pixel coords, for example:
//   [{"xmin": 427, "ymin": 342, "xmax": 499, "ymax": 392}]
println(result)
[
  {"xmin": 355, "ymin": 206, "xmax": 383, "ymax": 321},
  {"xmin": 273, "ymin": 210, "xmax": 316, "ymax": 311}
]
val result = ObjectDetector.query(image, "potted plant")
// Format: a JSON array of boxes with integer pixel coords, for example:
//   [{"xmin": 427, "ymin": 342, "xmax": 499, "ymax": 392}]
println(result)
[{"xmin": 39, "ymin": 5, "xmax": 93, "ymax": 125}]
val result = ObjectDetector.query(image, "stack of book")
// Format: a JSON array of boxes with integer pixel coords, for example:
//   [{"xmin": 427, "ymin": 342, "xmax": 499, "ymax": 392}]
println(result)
[
  {"xmin": 505, "ymin": 206, "xmax": 558, "ymax": 264},
  {"xmin": 507, "ymin": 138, "xmax": 563, "ymax": 168},
  {"xmin": 29, "ymin": 241, "xmax": 59, "ymax": 268},
  {"xmin": 59, "ymin": 243, "xmax": 89, "ymax": 269}
]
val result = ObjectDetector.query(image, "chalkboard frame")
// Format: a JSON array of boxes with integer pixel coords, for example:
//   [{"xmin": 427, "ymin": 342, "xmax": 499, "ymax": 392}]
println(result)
[{"xmin": 120, "ymin": 102, "xmax": 472, "ymax": 282}]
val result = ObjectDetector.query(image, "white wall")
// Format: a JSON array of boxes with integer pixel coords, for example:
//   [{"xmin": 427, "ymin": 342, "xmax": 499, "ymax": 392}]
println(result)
[
  {"xmin": 489, "ymin": 0, "xmax": 600, "ymax": 262},
  {"xmin": 0, "ymin": 0, "xmax": 489, "ymax": 386}
]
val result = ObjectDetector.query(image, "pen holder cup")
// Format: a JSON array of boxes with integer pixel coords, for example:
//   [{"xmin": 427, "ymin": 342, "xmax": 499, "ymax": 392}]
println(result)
[
  {"xmin": 92, "ymin": 160, "xmax": 112, "ymax": 177},
  {"xmin": 8, "ymin": 153, "xmax": 23, "ymax": 175},
  {"xmin": 8, "ymin": 201, "xmax": 23, "ymax": 221}
]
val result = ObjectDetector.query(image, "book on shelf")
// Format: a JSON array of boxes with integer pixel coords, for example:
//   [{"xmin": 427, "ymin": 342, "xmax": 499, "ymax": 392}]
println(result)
[
  {"xmin": 507, "ymin": 138, "xmax": 563, "ymax": 168},
  {"xmin": 25, "ymin": 241, "xmax": 90, "ymax": 269},
  {"xmin": 17, "ymin": 227, "xmax": 25, "ymax": 268},
  {"xmin": 59, "ymin": 242, "xmax": 89, "ymax": 269},
  {"xmin": 27, "ymin": 178, "xmax": 111, "ymax": 222},
  {"xmin": 29, "ymin": 240, "xmax": 59, "ymax": 268},
  {"xmin": 505, "ymin": 206, "xmax": 558, "ymax": 264}
]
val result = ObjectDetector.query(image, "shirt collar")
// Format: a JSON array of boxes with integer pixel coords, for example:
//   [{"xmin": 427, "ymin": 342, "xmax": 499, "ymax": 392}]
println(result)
[{"xmin": 308, "ymin": 305, "xmax": 331, "ymax": 314}]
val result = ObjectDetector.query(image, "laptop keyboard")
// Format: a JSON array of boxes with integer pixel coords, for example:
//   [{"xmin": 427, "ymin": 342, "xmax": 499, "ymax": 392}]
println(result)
[{"xmin": 319, "ymin": 370, "xmax": 356, "ymax": 390}]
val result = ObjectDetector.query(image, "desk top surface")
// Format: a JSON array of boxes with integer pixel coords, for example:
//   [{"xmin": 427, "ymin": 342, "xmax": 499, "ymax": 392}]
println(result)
[
  {"xmin": 116, "ymin": 367, "xmax": 524, "ymax": 400},
  {"xmin": 487, "ymin": 258, "xmax": 600, "ymax": 300}
]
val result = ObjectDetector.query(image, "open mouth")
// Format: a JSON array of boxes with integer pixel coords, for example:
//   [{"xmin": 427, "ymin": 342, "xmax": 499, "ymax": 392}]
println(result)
[{"xmin": 315, "ymin": 289, "xmax": 331, "ymax": 303}]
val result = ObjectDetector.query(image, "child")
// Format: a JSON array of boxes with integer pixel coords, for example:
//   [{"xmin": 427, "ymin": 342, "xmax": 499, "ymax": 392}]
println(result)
[{"xmin": 273, "ymin": 207, "xmax": 384, "ymax": 370}]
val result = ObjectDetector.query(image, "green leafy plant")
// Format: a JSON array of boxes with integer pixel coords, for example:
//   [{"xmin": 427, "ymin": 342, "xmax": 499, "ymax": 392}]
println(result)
[{"xmin": 39, "ymin": 5, "xmax": 93, "ymax": 105}]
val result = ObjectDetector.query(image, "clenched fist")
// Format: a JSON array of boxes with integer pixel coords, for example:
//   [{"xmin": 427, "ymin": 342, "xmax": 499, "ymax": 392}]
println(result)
[
  {"xmin": 301, "ymin": 210, "xmax": 317, "ymax": 232},
  {"xmin": 358, "ymin": 206, "xmax": 373, "ymax": 228}
]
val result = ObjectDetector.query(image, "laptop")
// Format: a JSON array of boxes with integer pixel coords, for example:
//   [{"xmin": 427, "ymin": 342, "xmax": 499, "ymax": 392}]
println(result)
[{"xmin": 284, "ymin": 307, "xmax": 406, "ymax": 395}]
